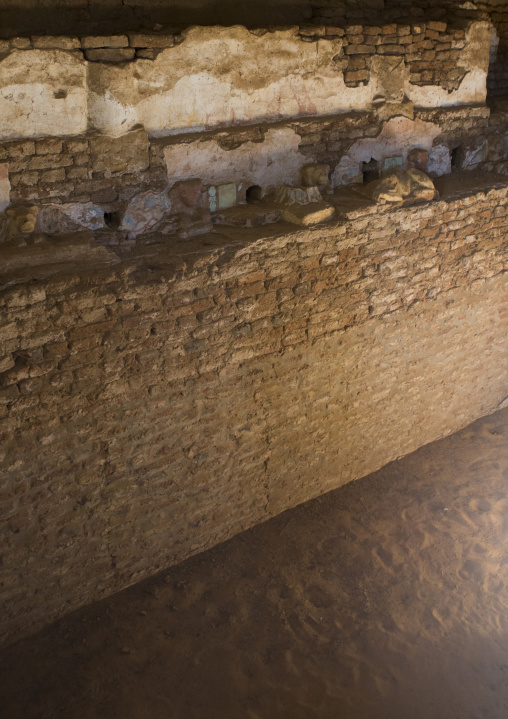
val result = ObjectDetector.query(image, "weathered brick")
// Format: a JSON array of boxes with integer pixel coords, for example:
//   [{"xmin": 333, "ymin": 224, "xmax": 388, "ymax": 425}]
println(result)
[
  {"xmin": 85, "ymin": 48, "xmax": 135, "ymax": 62},
  {"xmin": 81, "ymin": 35, "xmax": 129, "ymax": 49},
  {"xmin": 36, "ymin": 139, "xmax": 63, "ymax": 155}
]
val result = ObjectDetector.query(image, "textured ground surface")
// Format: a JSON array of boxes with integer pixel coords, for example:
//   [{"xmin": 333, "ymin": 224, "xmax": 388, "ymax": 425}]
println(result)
[{"xmin": 2, "ymin": 406, "xmax": 508, "ymax": 719}]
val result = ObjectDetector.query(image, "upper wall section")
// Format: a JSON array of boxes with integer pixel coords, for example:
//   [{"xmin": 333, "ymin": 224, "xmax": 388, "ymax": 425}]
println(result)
[{"xmin": 0, "ymin": 20, "xmax": 492, "ymax": 142}]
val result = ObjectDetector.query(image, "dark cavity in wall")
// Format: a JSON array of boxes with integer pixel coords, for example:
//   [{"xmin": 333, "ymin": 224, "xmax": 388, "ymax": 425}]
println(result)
[
  {"xmin": 246, "ymin": 185, "xmax": 263, "ymax": 203},
  {"xmin": 104, "ymin": 211, "xmax": 121, "ymax": 229},
  {"xmin": 362, "ymin": 159, "xmax": 380, "ymax": 183}
]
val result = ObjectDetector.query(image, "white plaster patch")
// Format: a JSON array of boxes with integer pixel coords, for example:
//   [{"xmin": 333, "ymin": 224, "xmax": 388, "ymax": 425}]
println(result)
[
  {"xmin": 407, "ymin": 68, "xmax": 488, "ymax": 108},
  {"xmin": 0, "ymin": 163, "xmax": 10, "ymax": 211},
  {"xmin": 87, "ymin": 26, "xmax": 376, "ymax": 137},
  {"xmin": 0, "ymin": 50, "xmax": 87, "ymax": 141},
  {"xmin": 163, "ymin": 127, "xmax": 309, "ymax": 191}
]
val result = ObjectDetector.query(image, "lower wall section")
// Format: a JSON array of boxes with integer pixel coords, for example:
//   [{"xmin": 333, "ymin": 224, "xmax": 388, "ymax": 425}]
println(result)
[{"xmin": 1, "ymin": 186, "xmax": 508, "ymax": 645}]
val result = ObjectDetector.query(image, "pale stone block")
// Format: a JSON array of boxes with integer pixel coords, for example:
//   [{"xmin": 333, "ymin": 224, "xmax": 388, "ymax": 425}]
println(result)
[
  {"xmin": 119, "ymin": 190, "xmax": 172, "ymax": 236},
  {"xmin": 281, "ymin": 202, "xmax": 335, "ymax": 226},
  {"xmin": 428, "ymin": 145, "xmax": 451, "ymax": 176}
]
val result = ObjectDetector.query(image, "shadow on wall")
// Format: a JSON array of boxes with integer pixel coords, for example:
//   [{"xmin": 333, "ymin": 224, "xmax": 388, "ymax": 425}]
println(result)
[{"xmin": 1, "ymin": 0, "xmax": 316, "ymax": 37}]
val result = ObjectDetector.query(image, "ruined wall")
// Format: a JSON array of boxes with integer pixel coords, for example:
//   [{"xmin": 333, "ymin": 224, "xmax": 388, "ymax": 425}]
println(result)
[
  {"xmin": 0, "ymin": 17, "xmax": 497, "ymax": 230},
  {"xmin": 0, "ymin": 21, "xmax": 491, "ymax": 143},
  {"xmin": 0, "ymin": 105, "xmax": 494, "ymax": 209},
  {"xmin": 2, "ymin": 183, "xmax": 508, "ymax": 645}
]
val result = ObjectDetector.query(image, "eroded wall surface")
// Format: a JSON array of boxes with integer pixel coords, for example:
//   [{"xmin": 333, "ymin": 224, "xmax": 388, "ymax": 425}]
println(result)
[
  {"xmin": 2, "ymin": 185, "xmax": 508, "ymax": 645},
  {"xmin": 0, "ymin": 21, "xmax": 492, "ymax": 142}
]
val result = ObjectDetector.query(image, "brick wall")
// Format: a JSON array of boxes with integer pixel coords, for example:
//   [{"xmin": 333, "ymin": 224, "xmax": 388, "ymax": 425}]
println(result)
[
  {"xmin": 0, "ymin": 133, "xmax": 165, "ymax": 206},
  {"xmin": 1, "ymin": 183, "xmax": 508, "ymax": 645},
  {"xmin": 307, "ymin": 21, "xmax": 469, "ymax": 90}
]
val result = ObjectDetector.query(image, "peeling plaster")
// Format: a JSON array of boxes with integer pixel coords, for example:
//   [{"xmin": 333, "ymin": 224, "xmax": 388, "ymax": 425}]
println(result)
[
  {"xmin": 0, "ymin": 50, "xmax": 87, "ymax": 140},
  {"xmin": 0, "ymin": 22, "xmax": 492, "ymax": 142},
  {"xmin": 163, "ymin": 127, "xmax": 308, "ymax": 190},
  {"xmin": 88, "ymin": 26, "xmax": 375, "ymax": 137}
]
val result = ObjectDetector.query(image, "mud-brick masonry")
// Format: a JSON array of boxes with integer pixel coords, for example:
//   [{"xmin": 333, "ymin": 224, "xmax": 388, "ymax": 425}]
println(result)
[{"xmin": 1, "ymin": 182, "xmax": 508, "ymax": 646}]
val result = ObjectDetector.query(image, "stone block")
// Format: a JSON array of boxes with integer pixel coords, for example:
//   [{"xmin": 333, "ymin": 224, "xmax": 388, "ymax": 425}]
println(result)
[
  {"xmin": 66, "ymin": 140, "xmax": 89, "ymax": 154},
  {"xmin": 29, "ymin": 154, "xmax": 71, "ymax": 170},
  {"xmin": 345, "ymin": 45, "xmax": 373, "ymax": 55},
  {"xmin": 129, "ymin": 34, "xmax": 174, "ymax": 48},
  {"xmin": 66, "ymin": 167, "xmax": 90, "ymax": 181},
  {"xmin": 273, "ymin": 186, "xmax": 323, "ymax": 206},
  {"xmin": 89, "ymin": 128, "xmax": 149, "ymax": 177},
  {"xmin": 301, "ymin": 164, "xmax": 330, "ymax": 190},
  {"xmin": 135, "ymin": 49, "xmax": 160, "ymax": 60},
  {"xmin": 361, "ymin": 168, "xmax": 436, "ymax": 205},
  {"xmin": 281, "ymin": 202, "xmax": 335, "ymax": 226},
  {"xmin": 40, "ymin": 169, "xmax": 65, "ymax": 183},
  {"xmin": 344, "ymin": 70, "xmax": 370, "ymax": 84},
  {"xmin": 119, "ymin": 189, "xmax": 172, "ymax": 236},
  {"xmin": 85, "ymin": 49, "xmax": 136, "ymax": 63},
  {"xmin": 32, "ymin": 37, "xmax": 80, "ymax": 50},
  {"xmin": 10, "ymin": 37, "xmax": 31, "ymax": 50},
  {"xmin": 8, "ymin": 142, "xmax": 35, "ymax": 158},
  {"xmin": 407, "ymin": 148, "xmax": 429, "ymax": 172},
  {"xmin": 428, "ymin": 145, "xmax": 451, "ymax": 176},
  {"xmin": 81, "ymin": 36, "xmax": 129, "ymax": 49},
  {"xmin": 36, "ymin": 139, "xmax": 63, "ymax": 155},
  {"xmin": 9, "ymin": 172, "xmax": 38, "ymax": 187},
  {"xmin": 428, "ymin": 21, "xmax": 447, "ymax": 32}
]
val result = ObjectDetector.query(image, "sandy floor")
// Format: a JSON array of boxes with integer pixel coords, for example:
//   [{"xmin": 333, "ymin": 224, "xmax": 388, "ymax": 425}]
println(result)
[{"xmin": 2, "ymin": 408, "xmax": 508, "ymax": 719}]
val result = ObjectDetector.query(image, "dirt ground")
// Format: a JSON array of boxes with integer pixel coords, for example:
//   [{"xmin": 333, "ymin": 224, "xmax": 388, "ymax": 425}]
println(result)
[{"xmin": 2, "ymin": 407, "xmax": 508, "ymax": 719}]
